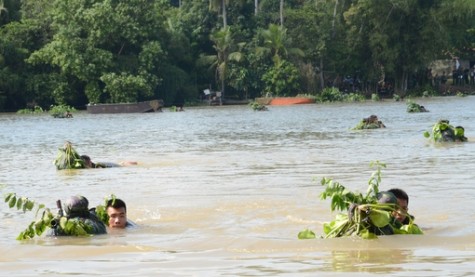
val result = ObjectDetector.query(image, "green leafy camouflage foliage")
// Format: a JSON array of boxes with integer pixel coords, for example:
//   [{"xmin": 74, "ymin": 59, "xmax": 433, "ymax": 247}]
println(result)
[
  {"xmin": 49, "ymin": 104, "xmax": 76, "ymax": 118},
  {"xmin": 298, "ymin": 161, "xmax": 423, "ymax": 239},
  {"xmin": 4, "ymin": 193, "xmax": 94, "ymax": 239},
  {"xmin": 93, "ymin": 194, "xmax": 117, "ymax": 225},
  {"xmin": 54, "ymin": 141, "xmax": 85, "ymax": 170},
  {"xmin": 406, "ymin": 100, "xmax": 429, "ymax": 113},
  {"xmin": 423, "ymin": 120, "xmax": 467, "ymax": 142},
  {"xmin": 352, "ymin": 115, "xmax": 386, "ymax": 130},
  {"xmin": 3, "ymin": 193, "xmax": 121, "ymax": 240},
  {"xmin": 249, "ymin": 101, "xmax": 268, "ymax": 111}
]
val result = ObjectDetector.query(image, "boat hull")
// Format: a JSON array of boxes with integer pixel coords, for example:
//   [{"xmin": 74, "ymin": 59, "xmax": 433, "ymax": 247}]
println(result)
[
  {"xmin": 255, "ymin": 97, "xmax": 315, "ymax": 106},
  {"xmin": 86, "ymin": 100, "xmax": 163, "ymax": 114}
]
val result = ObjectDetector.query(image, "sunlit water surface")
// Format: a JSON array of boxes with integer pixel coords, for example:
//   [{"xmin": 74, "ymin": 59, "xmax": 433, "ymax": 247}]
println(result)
[{"xmin": 1, "ymin": 96, "xmax": 475, "ymax": 276}]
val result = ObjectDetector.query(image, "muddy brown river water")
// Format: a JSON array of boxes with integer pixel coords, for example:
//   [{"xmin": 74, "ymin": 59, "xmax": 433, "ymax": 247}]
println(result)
[{"xmin": 1, "ymin": 96, "xmax": 474, "ymax": 276}]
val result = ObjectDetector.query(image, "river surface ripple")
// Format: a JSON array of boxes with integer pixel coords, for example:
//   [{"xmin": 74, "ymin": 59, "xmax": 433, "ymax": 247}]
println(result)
[{"xmin": 1, "ymin": 96, "xmax": 475, "ymax": 276}]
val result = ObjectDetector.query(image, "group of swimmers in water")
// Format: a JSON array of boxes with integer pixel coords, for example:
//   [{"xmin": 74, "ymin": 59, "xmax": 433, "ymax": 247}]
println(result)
[
  {"xmin": 52, "ymin": 146, "xmax": 416, "ymax": 237},
  {"xmin": 52, "ymin": 189, "xmax": 413, "ymax": 237}
]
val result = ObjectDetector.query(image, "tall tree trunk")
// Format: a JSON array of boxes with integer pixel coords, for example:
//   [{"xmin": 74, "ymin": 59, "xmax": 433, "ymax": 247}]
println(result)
[
  {"xmin": 255, "ymin": 0, "xmax": 258, "ymax": 15},
  {"xmin": 0, "ymin": 1, "xmax": 7, "ymax": 16},
  {"xmin": 222, "ymin": 0, "xmax": 227, "ymax": 28},
  {"xmin": 319, "ymin": 58, "xmax": 325, "ymax": 90},
  {"xmin": 220, "ymin": 77, "xmax": 225, "ymax": 105},
  {"xmin": 331, "ymin": 0, "xmax": 339, "ymax": 38},
  {"xmin": 280, "ymin": 0, "xmax": 284, "ymax": 27},
  {"xmin": 398, "ymin": 70, "xmax": 408, "ymax": 95}
]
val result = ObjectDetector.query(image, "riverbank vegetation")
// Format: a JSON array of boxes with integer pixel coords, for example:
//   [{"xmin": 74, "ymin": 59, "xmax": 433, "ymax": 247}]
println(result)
[{"xmin": 1, "ymin": 0, "xmax": 474, "ymax": 111}]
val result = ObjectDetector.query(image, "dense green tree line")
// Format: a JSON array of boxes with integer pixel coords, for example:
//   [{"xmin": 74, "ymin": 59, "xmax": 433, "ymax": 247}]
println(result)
[{"xmin": 0, "ymin": 0, "xmax": 474, "ymax": 111}]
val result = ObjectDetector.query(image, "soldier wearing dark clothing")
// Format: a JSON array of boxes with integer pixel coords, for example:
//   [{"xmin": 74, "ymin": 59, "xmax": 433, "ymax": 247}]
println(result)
[{"xmin": 48, "ymin": 196, "xmax": 107, "ymax": 236}]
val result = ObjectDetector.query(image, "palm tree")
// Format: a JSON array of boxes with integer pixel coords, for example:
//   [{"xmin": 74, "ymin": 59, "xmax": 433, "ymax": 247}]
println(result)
[
  {"xmin": 198, "ymin": 27, "xmax": 243, "ymax": 104},
  {"xmin": 258, "ymin": 24, "xmax": 303, "ymax": 66},
  {"xmin": 259, "ymin": 24, "xmax": 285, "ymax": 65}
]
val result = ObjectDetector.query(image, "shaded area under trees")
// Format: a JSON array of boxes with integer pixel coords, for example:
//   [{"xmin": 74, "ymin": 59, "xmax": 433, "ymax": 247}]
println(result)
[{"xmin": 0, "ymin": 0, "xmax": 474, "ymax": 111}]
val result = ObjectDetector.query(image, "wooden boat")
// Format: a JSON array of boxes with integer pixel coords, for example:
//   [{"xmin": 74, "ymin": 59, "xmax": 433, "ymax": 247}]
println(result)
[
  {"xmin": 255, "ymin": 97, "xmax": 315, "ymax": 106},
  {"xmin": 437, "ymin": 84, "xmax": 475, "ymax": 95},
  {"xmin": 86, "ymin": 100, "xmax": 164, "ymax": 114},
  {"xmin": 223, "ymin": 99, "xmax": 251, "ymax": 105},
  {"xmin": 270, "ymin": 97, "xmax": 315, "ymax": 105}
]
